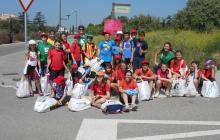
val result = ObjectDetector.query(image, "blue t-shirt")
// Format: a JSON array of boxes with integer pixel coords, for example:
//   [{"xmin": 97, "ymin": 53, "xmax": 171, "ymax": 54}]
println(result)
[
  {"xmin": 123, "ymin": 40, "xmax": 134, "ymax": 59},
  {"xmin": 134, "ymin": 39, "xmax": 148, "ymax": 58},
  {"xmin": 98, "ymin": 40, "xmax": 113, "ymax": 62}
]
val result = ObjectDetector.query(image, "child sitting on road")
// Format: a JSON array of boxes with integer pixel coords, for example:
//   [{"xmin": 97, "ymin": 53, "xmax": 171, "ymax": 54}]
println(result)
[
  {"xmin": 50, "ymin": 75, "xmax": 67, "ymax": 106},
  {"xmin": 155, "ymin": 63, "xmax": 172, "ymax": 98},
  {"xmin": 90, "ymin": 71, "xmax": 110, "ymax": 109}
]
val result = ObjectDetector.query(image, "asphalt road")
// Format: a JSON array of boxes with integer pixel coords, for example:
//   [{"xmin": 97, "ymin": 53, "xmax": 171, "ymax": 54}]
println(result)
[{"xmin": 0, "ymin": 42, "xmax": 220, "ymax": 140}]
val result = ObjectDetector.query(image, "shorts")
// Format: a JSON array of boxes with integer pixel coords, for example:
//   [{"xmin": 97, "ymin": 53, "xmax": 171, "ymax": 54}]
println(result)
[
  {"xmin": 26, "ymin": 65, "xmax": 40, "ymax": 80},
  {"xmin": 49, "ymin": 69, "xmax": 65, "ymax": 81}
]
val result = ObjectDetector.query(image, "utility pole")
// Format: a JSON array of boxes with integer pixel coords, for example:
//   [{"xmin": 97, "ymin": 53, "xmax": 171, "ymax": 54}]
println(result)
[{"xmin": 59, "ymin": 0, "xmax": 61, "ymax": 27}]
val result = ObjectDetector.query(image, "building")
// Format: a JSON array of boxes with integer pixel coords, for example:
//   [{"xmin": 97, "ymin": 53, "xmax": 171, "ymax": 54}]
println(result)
[{"xmin": 0, "ymin": 13, "xmax": 18, "ymax": 20}]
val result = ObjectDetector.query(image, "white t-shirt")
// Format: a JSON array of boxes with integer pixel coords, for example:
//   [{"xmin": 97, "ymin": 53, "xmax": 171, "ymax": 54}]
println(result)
[{"xmin": 27, "ymin": 51, "xmax": 38, "ymax": 66}]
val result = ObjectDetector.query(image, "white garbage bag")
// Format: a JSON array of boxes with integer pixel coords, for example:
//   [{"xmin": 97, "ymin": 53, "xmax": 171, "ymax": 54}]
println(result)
[
  {"xmin": 184, "ymin": 76, "xmax": 198, "ymax": 97},
  {"xmin": 16, "ymin": 76, "xmax": 30, "ymax": 98},
  {"xmin": 71, "ymin": 83, "xmax": 86, "ymax": 98},
  {"xmin": 33, "ymin": 96, "xmax": 57, "ymax": 113},
  {"xmin": 137, "ymin": 80, "xmax": 151, "ymax": 101},
  {"xmin": 68, "ymin": 98, "xmax": 91, "ymax": 112},
  {"xmin": 65, "ymin": 74, "xmax": 73, "ymax": 96},
  {"xmin": 40, "ymin": 76, "xmax": 51, "ymax": 96},
  {"xmin": 171, "ymin": 79, "xmax": 187, "ymax": 97},
  {"xmin": 201, "ymin": 81, "xmax": 219, "ymax": 98}
]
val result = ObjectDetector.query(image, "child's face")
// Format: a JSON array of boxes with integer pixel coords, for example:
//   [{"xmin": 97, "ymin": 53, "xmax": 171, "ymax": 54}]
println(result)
[
  {"xmin": 41, "ymin": 36, "xmax": 47, "ymax": 42},
  {"xmin": 97, "ymin": 76, "xmax": 103, "ymax": 82},
  {"xmin": 30, "ymin": 44, "xmax": 36, "ymax": 50},
  {"xmin": 206, "ymin": 65, "xmax": 211, "ymax": 69},
  {"xmin": 142, "ymin": 64, "xmax": 149, "ymax": 71},
  {"xmin": 139, "ymin": 35, "xmax": 144, "ymax": 41},
  {"xmin": 161, "ymin": 64, "xmax": 167, "ymax": 71},
  {"xmin": 87, "ymin": 38, "xmax": 92, "ymax": 43},
  {"xmin": 121, "ymin": 63, "xmax": 127, "ymax": 71},
  {"xmin": 104, "ymin": 34, "xmax": 110, "ymax": 41},
  {"xmin": 163, "ymin": 44, "xmax": 170, "ymax": 52},
  {"xmin": 61, "ymin": 34, "xmax": 67, "ymax": 41},
  {"xmin": 54, "ymin": 42, "xmax": 61, "ymax": 49},
  {"xmin": 124, "ymin": 34, "xmax": 129, "ymax": 40},
  {"xmin": 175, "ymin": 52, "xmax": 182, "ymax": 60},
  {"xmin": 105, "ymin": 67, "xmax": 111, "ymax": 73},
  {"xmin": 125, "ymin": 72, "xmax": 132, "ymax": 82},
  {"xmin": 191, "ymin": 63, "xmax": 198, "ymax": 69}
]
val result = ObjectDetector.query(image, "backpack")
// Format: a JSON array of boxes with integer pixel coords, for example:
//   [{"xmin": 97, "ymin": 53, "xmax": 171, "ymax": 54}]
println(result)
[{"xmin": 101, "ymin": 100, "xmax": 124, "ymax": 114}]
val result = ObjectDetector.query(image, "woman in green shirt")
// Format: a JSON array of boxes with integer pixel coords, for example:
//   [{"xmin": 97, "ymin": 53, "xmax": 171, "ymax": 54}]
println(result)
[{"xmin": 154, "ymin": 42, "xmax": 175, "ymax": 73}]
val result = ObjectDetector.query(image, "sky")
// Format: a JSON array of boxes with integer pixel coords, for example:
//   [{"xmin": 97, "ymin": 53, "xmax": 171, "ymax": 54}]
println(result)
[{"xmin": 0, "ymin": 0, "xmax": 188, "ymax": 28}]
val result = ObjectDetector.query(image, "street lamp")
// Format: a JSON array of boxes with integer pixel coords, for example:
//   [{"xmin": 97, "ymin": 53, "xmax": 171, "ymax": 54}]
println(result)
[{"xmin": 72, "ymin": 10, "xmax": 78, "ymax": 33}]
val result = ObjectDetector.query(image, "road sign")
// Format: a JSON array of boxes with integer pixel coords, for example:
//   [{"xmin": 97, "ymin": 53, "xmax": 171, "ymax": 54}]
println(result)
[{"xmin": 19, "ymin": 0, "xmax": 34, "ymax": 12}]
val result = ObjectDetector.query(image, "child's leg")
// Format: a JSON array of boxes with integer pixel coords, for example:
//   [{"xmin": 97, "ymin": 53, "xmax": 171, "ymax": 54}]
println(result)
[
  {"xmin": 35, "ymin": 79, "xmax": 43, "ymax": 95},
  {"xmin": 148, "ymin": 80, "xmax": 154, "ymax": 93},
  {"xmin": 94, "ymin": 97, "xmax": 106, "ymax": 109},
  {"xmin": 122, "ymin": 93, "xmax": 129, "ymax": 105},
  {"xmin": 193, "ymin": 79, "xmax": 199, "ymax": 90},
  {"xmin": 156, "ymin": 80, "xmax": 162, "ymax": 92},
  {"xmin": 131, "ymin": 95, "xmax": 137, "ymax": 105}
]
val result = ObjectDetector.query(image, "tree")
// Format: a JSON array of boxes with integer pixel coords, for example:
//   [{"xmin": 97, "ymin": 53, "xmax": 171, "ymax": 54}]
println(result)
[
  {"xmin": 33, "ymin": 12, "xmax": 46, "ymax": 31},
  {"xmin": 173, "ymin": 0, "xmax": 220, "ymax": 31}
]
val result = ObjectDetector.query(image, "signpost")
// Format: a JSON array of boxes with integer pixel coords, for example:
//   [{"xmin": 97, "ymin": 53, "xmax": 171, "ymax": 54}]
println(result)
[{"xmin": 18, "ymin": 0, "xmax": 34, "ymax": 50}]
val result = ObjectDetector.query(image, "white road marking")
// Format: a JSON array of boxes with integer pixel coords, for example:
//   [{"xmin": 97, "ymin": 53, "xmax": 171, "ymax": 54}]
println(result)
[{"xmin": 76, "ymin": 119, "xmax": 220, "ymax": 140}]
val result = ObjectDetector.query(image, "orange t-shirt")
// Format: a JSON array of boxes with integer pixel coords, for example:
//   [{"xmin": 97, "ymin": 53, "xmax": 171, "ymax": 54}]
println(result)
[
  {"xmin": 119, "ymin": 79, "xmax": 138, "ymax": 90},
  {"xmin": 135, "ymin": 68, "xmax": 154, "ymax": 77}
]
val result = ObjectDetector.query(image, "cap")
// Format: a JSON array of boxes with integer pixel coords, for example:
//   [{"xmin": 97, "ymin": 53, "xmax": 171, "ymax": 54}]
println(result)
[
  {"xmin": 115, "ymin": 36, "xmax": 121, "ymax": 41},
  {"xmin": 53, "ymin": 75, "xmax": 64, "ymax": 85},
  {"xmin": 102, "ymin": 31, "xmax": 110, "ymax": 36},
  {"xmin": 78, "ymin": 25, "xmax": 85, "ymax": 30},
  {"xmin": 86, "ymin": 33, "xmax": 93, "ymax": 39},
  {"xmin": 28, "ymin": 40, "xmax": 36, "ymax": 45},
  {"xmin": 96, "ymin": 71, "xmax": 105, "ymax": 76},
  {"xmin": 115, "ymin": 54, "xmax": 122, "ymax": 60},
  {"xmin": 72, "ymin": 64, "xmax": 78, "ymax": 69},
  {"xmin": 116, "ymin": 31, "xmax": 123, "ymax": 34},
  {"xmin": 41, "ymin": 32, "xmax": 48, "ymax": 37},
  {"xmin": 130, "ymin": 29, "xmax": 137, "ymax": 34},
  {"xmin": 142, "ymin": 60, "xmax": 149, "ymax": 65},
  {"xmin": 74, "ymin": 33, "xmax": 81, "ymax": 39},
  {"xmin": 205, "ymin": 60, "xmax": 214, "ymax": 66}
]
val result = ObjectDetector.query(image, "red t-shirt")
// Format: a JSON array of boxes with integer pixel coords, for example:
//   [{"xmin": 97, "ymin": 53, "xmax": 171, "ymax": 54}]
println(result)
[
  {"xmin": 70, "ymin": 42, "xmax": 81, "ymax": 61},
  {"xmin": 90, "ymin": 83, "xmax": 110, "ymax": 96},
  {"xmin": 113, "ymin": 69, "xmax": 126, "ymax": 81},
  {"xmin": 48, "ymin": 48, "xmax": 65, "ymax": 71},
  {"xmin": 63, "ymin": 42, "xmax": 70, "ymax": 50},
  {"xmin": 135, "ymin": 68, "xmax": 154, "ymax": 77},
  {"xmin": 202, "ymin": 69, "xmax": 212, "ymax": 79},
  {"xmin": 119, "ymin": 79, "xmax": 138, "ymax": 90},
  {"xmin": 186, "ymin": 69, "xmax": 201, "ymax": 79},
  {"xmin": 170, "ymin": 59, "xmax": 187, "ymax": 74},
  {"xmin": 157, "ymin": 69, "xmax": 169, "ymax": 79}
]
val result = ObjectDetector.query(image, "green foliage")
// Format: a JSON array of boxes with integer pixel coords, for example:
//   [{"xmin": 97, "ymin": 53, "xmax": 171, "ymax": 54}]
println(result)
[
  {"xmin": 93, "ymin": 29, "xmax": 220, "ymax": 68},
  {"xmin": 173, "ymin": 0, "xmax": 220, "ymax": 31}
]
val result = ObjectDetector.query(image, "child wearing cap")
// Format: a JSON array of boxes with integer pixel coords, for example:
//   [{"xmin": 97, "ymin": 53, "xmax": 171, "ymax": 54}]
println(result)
[
  {"xmin": 201, "ymin": 60, "xmax": 217, "ymax": 82},
  {"xmin": 112, "ymin": 36, "xmax": 123, "ymax": 67},
  {"xmin": 122, "ymin": 32, "xmax": 135, "ymax": 66},
  {"xmin": 70, "ymin": 34, "xmax": 82, "ymax": 67},
  {"xmin": 24, "ymin": 40, "xmax": 43, "ymax": 96},
  {"xmin": 113, "ymin": 54, "xmax": 122, "ymax": 71},
  {"xmin": 82, "ymin": 34, "xmax": 97, "ymax": 63},
  {"xmin": 37, "ymin": 32, "xmax": 52, "ymax": 77},
  {"xmin": 71, "ymin": 64, "xmax": 84, "ymax": 87},
  {"xmin": 90, "ymin": 71, "xmax": 110, "ymax": 109},
  {"xmin": 50, "ymin": 75, "xmax": 67, "ymax": 105},
  {"xmin": 134, "ymin": 60, "xmax": 154, "ymax": 95},
  {"xmin": 155, "ymin": 63, "xmax": 172, "ymax": 98}
]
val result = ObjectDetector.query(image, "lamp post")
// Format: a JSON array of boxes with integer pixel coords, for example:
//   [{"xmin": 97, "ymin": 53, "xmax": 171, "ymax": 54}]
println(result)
[{"xmin": 74, "ymin": 10, "xmax": 77, "ymax": 33}]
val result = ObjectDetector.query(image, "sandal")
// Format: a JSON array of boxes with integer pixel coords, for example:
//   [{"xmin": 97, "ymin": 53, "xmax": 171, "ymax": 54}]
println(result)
[{"xmin": 30, "ymin": 92, "xmax": 34, "ymax": 97}]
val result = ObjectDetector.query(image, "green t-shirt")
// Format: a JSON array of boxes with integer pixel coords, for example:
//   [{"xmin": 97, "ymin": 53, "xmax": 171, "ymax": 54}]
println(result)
[
  {"xmin": 160, "ymin": 51, "xmax": 175, "ymax": 65},
  {"xmin": 37, "ymin": 41, "xmax": 52, "ymax": 62},
  {"xmin": 79, "ymin": 35, "xmax": 87, "ymax": 47}
]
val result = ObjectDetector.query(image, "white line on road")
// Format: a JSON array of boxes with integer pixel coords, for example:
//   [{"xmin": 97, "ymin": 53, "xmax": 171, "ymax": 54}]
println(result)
[
  {"xmin": 0, "ymin": 42, "xmax": 24, "ymax": 47},
  {"xmin": 76, "ymin": 119, "xmax": 220, "ymax": 140}
]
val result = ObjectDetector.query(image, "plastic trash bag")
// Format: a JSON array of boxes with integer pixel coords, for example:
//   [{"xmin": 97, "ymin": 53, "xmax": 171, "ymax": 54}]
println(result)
[
  {"xmin": 201, "ymin": 81, "xmax": 219, "ymax": 98},
  {"xmin": 68, "ymin": 98, "xmax": 91, "ymax": 112},
  {"xmin": 33, "ymin": 96, "xmax": 57, "ymax": 113},
  {"xmin": 16, "ymin": 76, "xmax": 30, "ymax": 98},
  {"xmin": 137, "ymin": 80, "xmax": 151, "ymax": 101}
]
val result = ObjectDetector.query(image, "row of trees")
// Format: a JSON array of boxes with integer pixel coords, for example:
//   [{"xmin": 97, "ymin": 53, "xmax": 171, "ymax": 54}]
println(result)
[
  {"xmin": 87, "ymin": 0, "xmax": 220, "ymax": 35},
  {"xmin": 0, "ymin": 12, "xmax": 56, "ymax": 43}
]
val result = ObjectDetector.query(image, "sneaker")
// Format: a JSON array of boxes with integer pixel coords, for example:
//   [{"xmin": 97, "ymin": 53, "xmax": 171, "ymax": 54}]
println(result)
[
  {"xmin": 123, "ymin": 105, "xmax": 130, "ymax": 112},
  {"xmin": 131, "ymin": 104, "xmax": 138, "ymax": 111},
  {"xmin": 165, "ymin": 90, "xmax": 170, "ymax": 97},
  {"xmin": 154, "ymin": 91, "xmax": 159, "ymax": 98},
  {"xmin": 158, "ymin": 94, "xmax": 167, "ymax": 98},
  {"xmin": 39, "ymin": 93, "xmax": 44, "ymax": 96}
]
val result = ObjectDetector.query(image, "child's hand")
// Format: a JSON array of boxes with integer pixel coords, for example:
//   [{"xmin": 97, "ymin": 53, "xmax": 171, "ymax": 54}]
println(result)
[{"xmin": 57, "ymin": 100, "xmax": 62, "ymax": 105}]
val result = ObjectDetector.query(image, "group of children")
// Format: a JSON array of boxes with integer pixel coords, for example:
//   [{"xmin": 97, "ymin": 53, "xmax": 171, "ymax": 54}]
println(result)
[{"xmin": 23, "ymin": 25, "xmax": 218, "ymax": 112}]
